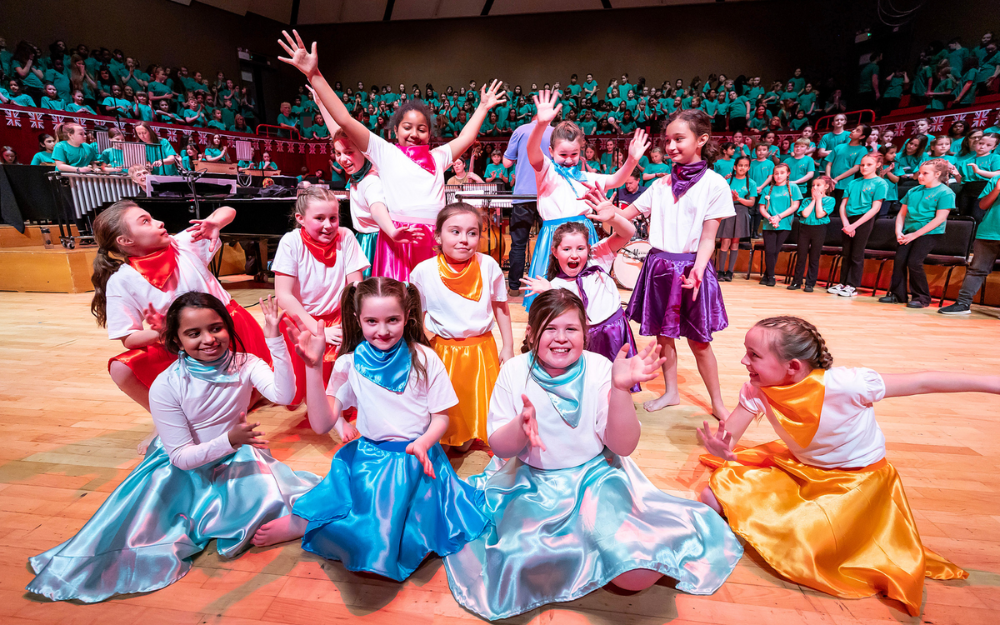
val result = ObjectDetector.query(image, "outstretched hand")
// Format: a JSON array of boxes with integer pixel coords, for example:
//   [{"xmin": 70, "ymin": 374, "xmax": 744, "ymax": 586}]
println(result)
[
  {"xmin": 697, "ymin": 420, "xmax": 736, "ymax": 461},
  {"xmin": 628, "ymin": 128, "xmax": 651, "ymax": 161},
  {"xmin": 579, "ymin": 183, "xmax": 617, "ymax": 222},
  {"xmin": 143, "ymin": 304, "xmax": 165, "ymax": 333},
  {"xmin": 276, "ymin": 30, "xmax": 319, "ymax": 79},
  {"xmin": 479, "ymin": 79, "xmax": 508, "ymax": 110},
  {"xmin": 285, "ymin": 315, "xmax": 327, "ymax": 368},
  {"xmin": 519, "ymin": 276, "xmax": 552, "ymax": 295},
  {"xmin": 532, "ymin": 90, "xmax": 562, "ymax": 125},
  {"xmin": 611, "ymin": 342, "xmax": 666, "ymax": 391},
  {"xmin": 259, "ymin": 295, "xmax": 285, "ymax": 338},
  {"xmin": 519, "ymin": 394, "xmax": 546, "ymax": 451}
]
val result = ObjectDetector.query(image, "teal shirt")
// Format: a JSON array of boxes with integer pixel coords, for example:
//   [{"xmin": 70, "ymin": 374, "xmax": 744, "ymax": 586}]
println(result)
[
  {"xmin": 66, "ymin": 102, "xmax": 96, "ymax": 115},
  {"xmin": 205, "ymin": 147, "xmax": 224, "ymax": 159},
  {"xmin": 579, "ymin": 120, "xmax": 597, "ymax": 135},
  {"xmin": 858, "ymin": 62, "xmax": 879, "ymax": 93},
  {"xmin": 884, "ymin": 76, "xmax": 906, "ymax": 99},
  {"xmin": 41, "ymin": 97, "xmax": 66, "ymax": 110},
  {"xmin": 182, "ymin": 108, "xmax": 206, "ymax": 126},
  {"xmin": 728, "ymin": 174, "xmax": 756, "ymax": 203},
  {"xmin": 961, "ymin": 153, "xmax": 1000, "ymax": 182},
  {"xmin": 133, "ymin": 103, "xmax": 153, "ymax": 121},
  {"xmin": 713, "ymin": 158, "xmax": 735, "ymax": 178},
  {"xmin": 207, "ymin": 120, "xmax": 228, "ymax": 131},
  {"xmin": 30, "ymin": 151, "xmax": 56, "ymax": 166},
  {"xmin": 789, "ymin": 117, "xmax": 809, "ymax": 131},
  {"xmin": 485, "ymin": 163, "xmax": 508, "ymax": 183},
  {"xmin": 277, "ymin": 113, "xmax": 298, "ymax": 129},
  {"xmin": 52, "ymin": 142, "xmax": 99, "ymax": 167},
  {"xmin": 748, "ymin": 159, "xmax": 775, "ymax": 189},
  {"xmin": 44, "ymin": 69, "xmax": 71, "ymax": 101},
  {"xmin": 818, "ymin": 131, "xmax": 850, "ymax": 154},
  {"xmin": 927, "ymin": 78, "xmax": 956, "ymax": 110},
  {"xmin": 12, "ymin": 61, "xmax": 44, "ymax": 89},
  {"xmin": 785, "ymin": 156, "xmax": 816, "ymax": 194},
  {"xmin": 310, "ymin": 124, "xmax": 330, "ymax": 138},
  {"xmin": 881, "ymin": 162, "xmax": 903, "ymax": 201},
  {"xmin": 913, "ymin": 65, "xmax": 932, "ymax": 96},
  {"xmin": 976, "ymin": 177, "xmax": 1000, "ymax": 240},
  {"xmin": 901, "ymin": 184, "xmax": 955, "ymax": 235},
  {"xmin": 825, "ymin": 144, "xmax": 869, "ymax": 190},
  {"xmin": 798, "ymin": 196, "xmax": 835, "ymax": 226},
  {"xmin": 102, "ymin": 97, "xmax": 132, "ymax": 115},
  {"xmin": 643, "ymin": 162, "xmax": 671, "ymax": 187},
  {"xmin": 760, "ymin": 184, "xmax": 802, "ymax": 231},
  {"xmin": 147, "ymin": 81, "xmax": 172, "ymax": 98},
  {"xmin": 146, "ymin": 139, "xmax": 178, "ymax": 175},
  {"xmin": 844, "ymin": 176, "xmax": 889, "ymax": 216},
  {"xmin": 897, "ymin": 152, "xmax": 927, "ymax": 176},
  {"xmin": 99, "ymin": 147, "xmax": 124, "ymax": 168},
  {"xmin": 797, "ymin": 91, "xmax": 818, "ymax": 113}
]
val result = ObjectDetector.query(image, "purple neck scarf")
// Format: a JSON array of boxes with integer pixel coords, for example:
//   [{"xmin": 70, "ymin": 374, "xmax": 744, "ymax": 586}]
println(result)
[
  {"xmin": 557, "ymin": 265, "xmax": 607, "ymax": 310},
  {"xmin": 671, "ymin": 160, "xmax": 709, "ymax": 199}
]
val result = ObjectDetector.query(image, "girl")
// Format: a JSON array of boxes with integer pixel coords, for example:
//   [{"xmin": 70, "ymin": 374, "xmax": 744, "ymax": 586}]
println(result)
[
  {"xmin": 957, "ymin": 132, "xmax": 1000, "ymax": 220},
  {"xmin": 713, "ymin": 141, "xmax": 736, "ymax": 177},
  {"xmin": 278, "ymin": 30, "xmax": 504, "ymax": 281},
  {"xmin": 273, "ymin": 187, "xmax": 370, "ymax": 407},
  {"xmin": 30, "ymin": 133, "xmax": 56, "ymax": 165},
  {"xmin": 444, "ymin": 289, "xmax": 742, "ymax": 620},
  {"xmin": 879, "ymin": 144, "xmax": 903, "ymax": 215},
  {"xmin": 521, "ymin": 188, "xmax": 639, "ymax": 390},
  {"xmin": 52, "ymin": 122, "xmax": 100, "ymax": 173},
  {"xmin": 642, "ymin": 146, "xmax": 672, "ymax": 186},
  {"xmin": 824, "ymin": 124, "xmax": 872, "ymax": 204},
  {"xmin": 90, "ymin": 200, "xmax": 271, "ymax": 451},
  {"xmin": 717, "ymin": 155, "xmax": 755, "ymax": 281},
  {"xmin": 66, "ymin": 89, "xmax": 96, "ymax": 115},
  {"xmin": 135, "ymin": 121, "xmax": 179, "ymax": 175},
  {"xmin": 896, "ymin": 135, "xmax": 929, "ymax": 198},
  {"xmin": 880, "ymin": 160, "xmax": 956, "ymax": 307},
  {"xmin": 411, "ymin": 203, "xmax": 513, "ymax": 450},
  {"xmin": 258, "ymin": 151, "xmax": 278, "ymax": 171},
  {"xmin": 252, "ymin": 278, "xmax": 490, "ymax": 582},
  {"xmin": 620, "ymin": 109, "xmax": 734, "ymax": 418},
  {"xmin": 789, "ymin": 176, "xmax": 835, "ymax": 291},
  {"xmin": 99, "ymin": 127, "xmax": 125, "ymax": 169},
  {"xmin": 828, "ymin": 153, "xmax": 888, "ymax": 297},
  {"xmin": 522, "ymin": 89, "xmax": 648, "ymax": 310},
  {"xmin": 698, "ymin": 316, "xmax": 994, "ymax": 616},
  {"xmin": 758, "ymin": 163, "xmax": 802, "ymax": 286},
  {"xmin": 180, "ymin": 144, "xmax": 199, "ymax": 170},
  {"xmin": 27, "ymin": 294, "xmax": 320, "ymax": 603},
  {"xmin": 202, "ymin": 133, "xmax": 228, "ymax": 163}
]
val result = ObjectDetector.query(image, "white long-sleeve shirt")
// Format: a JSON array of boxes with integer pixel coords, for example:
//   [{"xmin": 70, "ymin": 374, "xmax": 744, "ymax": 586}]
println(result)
[{"xmin": 149, "ymin": 336, "xmax": 293, "ymax": 470}]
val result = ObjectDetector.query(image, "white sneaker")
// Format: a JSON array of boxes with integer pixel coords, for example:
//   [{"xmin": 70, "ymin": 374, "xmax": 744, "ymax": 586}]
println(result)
[
  {"xmin": 838, "ymin": 285, "xmax": 857, "ymax": 297},
  {"xmin": 827, "ymin": 284, "xmax": 844, "ymax": 294}
]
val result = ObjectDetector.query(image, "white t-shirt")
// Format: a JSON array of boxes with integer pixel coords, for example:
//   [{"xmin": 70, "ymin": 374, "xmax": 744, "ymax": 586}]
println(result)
[
  {"xmin": 630, "ymin": 169, "xmax": 735, "ymax": 253},
  {"xmin": 738, "ymin": 367, "xmax": 887, "ymax": 469},
  {"xmin": 149, "ymin": 336, "xmax": 293, "ymax": 471},
  {"xmin": 487, "ymin": 352, "xmax": 614, "ymax": 470},
  {"xmin": 550, "ymin": 239, "xmax": 620, "ymax": 325},
  {"xmin": 349, "ymin": 171, "xmax": 384, "ymax": 234},
  {"xmin": 362, "ymin": 133, "xmax": 452, "ymax": 222},
  {"xmin": 326, "ymin": 343, "xmax": 458, "ymax": 442},
  {"xmin": 105, "ymin": 229, "xmax": 230, "ymax": 340},
  {"xmin": 410, "ymin": 253, "xmax": 507, "ymax": 339},
  {"xmin": 271, "ymin": 228, "xmax": 370, "ymax": 317},
  {"xmin": 535, "ymin": 156, "xmax": 611, "ymax": 222}
]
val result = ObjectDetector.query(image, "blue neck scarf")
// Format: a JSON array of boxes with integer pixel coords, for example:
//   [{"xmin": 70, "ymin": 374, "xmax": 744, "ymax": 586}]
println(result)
[
  {"xmin": 552, "ymin": 159, "xmax": 588, "ymax": 197},
  {"xmin": 178, "ymin": 350, "xmax": 239, "ymax": 383},
  {"xmin": 354, "ymin": 340, "xmax": 412, "ymax": 393},
  {"xmin": 529, "ymin": 356, "xmax": 587, "ymax": 428}
]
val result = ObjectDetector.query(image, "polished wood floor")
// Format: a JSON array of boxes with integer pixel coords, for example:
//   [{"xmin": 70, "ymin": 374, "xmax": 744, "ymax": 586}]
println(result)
[{"xmin": 2, "ymin": 277, "xmax": 999, "ymax": 624}]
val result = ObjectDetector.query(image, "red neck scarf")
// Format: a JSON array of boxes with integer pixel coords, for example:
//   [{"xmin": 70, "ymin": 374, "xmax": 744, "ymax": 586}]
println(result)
[
  {"xmin": 396, "ymin": 144, "xmax": 436, "ymax": 176},
  {"xmin": 300, "ymin": 228, "xmax": 341, "ymax": 267},
  {"xmin": 128, "ymin": 243, "xmax": 178, "ymax": 290}
]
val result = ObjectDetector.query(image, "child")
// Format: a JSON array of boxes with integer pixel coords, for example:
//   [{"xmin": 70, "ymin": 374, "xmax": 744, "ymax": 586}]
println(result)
[
  {"xmin": 444, "ymin": 289, "xmax": 742, "ymax": 620},
  {"xmin": 522, "ymin": 188, "xmax": 639, "ymax": 391},
  {"xmin": 826, "ymin": 153, "xmax": 888, "ymax": 297},
  {"xmin": 789, "ymin": 176, "xmax": 835, "ymax": 291},
  {"xmin": 816, "ymin": 113, "xmax": 849, "ymax": 160},
  {"xmin": 620, "ymin": 109, "xmax": 734, "ymax": 418},
  {"xmin": 748, "ymin": 141, "xmax": 775, "ymax": 196},
  {"xmin": 698, "ymin": 316, "xmax": 995, "ymax": 615},
  {"xmin": 758, "ymin": 163, "xmax": 803, "ymax": 286},
  {"xmin": 786, "ymin": 137, "xmax": 816, "ymax": 196},
  {"xmin": 91, "ymin": 200, "xmax": 272, "ymax": 452},
  {"xmin": 713, "ymin": 141, "xmax": 736, "ymax": 178},
  {"xmin": 30, "ymin": 132, "xmax": 56, "ymax": 165},
  {"xmin": 51, "ymin": 122, "xmax": 99, "ymax": 173},
  {"xmin": 180, "ymin": 144, "xmax": 199, "ymax": 170},
  {"xmin": 940, "ymin": 172, "xmax": 1000, "ymax": 314},
  {"xmin": 411, "ymin": 203, "xmax": 514, "ymax": 450},
  {"xmin": 278, "ymin": 30, "xmax": 504, "ymax": 280},
  {"xmin": 202, "ymin": 134, "xmax": 228, "ymax": 162},
  {"xmin": 717, "ymin": 155, "xmax": 756, "ymax": 281},
  {"xmin": 483, "ymin": 149, "xmax": 509, "ymax": 187},
  {"xmin": 521, "ymin": 89, "xmax": 648, "ymax": 310},
  {"xmin": 273, "ymin": 187, "xmax": 370, "ymax": 407},
  {"xmin": 642, "ymin": 146, "xmax": 672, "ymax": 186},
  {"xmin": 878, "ymin": 144, "xmax": 903, "ymax": 215},
  {"xmin": 27, "ymin": 293, "xmax": 320, "ymax": 603},
  {"xmin": 956, "ymin": 132, "xmax": 1000, "ymax": 220},
  {"xmin": 252, "ymin": 278, "xmax": 490, "ymax": 582},
  {"xmin": 824, "ymin": 124, "xmax": 872, "ymax": 204},
  {"xmin": 896, "ymin": 135, "xmax": 929, "ymax": 197},
  {"xmin": 880, "ymin": 160, "xmax": 956, "ymax": 307}
]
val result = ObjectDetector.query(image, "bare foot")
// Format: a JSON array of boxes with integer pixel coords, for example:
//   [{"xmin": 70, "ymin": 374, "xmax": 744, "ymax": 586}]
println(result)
[
  {"xmin": 137, "ymin": 432, "xmax": 156, "ymax": 456},
  {"xmin": 711, "ymin": 403, "xmax": 730, "ymax": 422},
  {"xmin": 643, "ymin": 392, "xmax": 680, "ymax": 412},
  {"xmin": 611, "ymin": 568, "xmax": 662, "ymax": 591},
  {"xmin": 252, "ymin": 514, "xmax": 307, "ymax": 547}
]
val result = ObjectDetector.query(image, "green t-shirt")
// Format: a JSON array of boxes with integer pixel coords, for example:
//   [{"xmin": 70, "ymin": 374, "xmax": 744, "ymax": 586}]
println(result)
[
  {"xmin": 277, "ymin": 113, "xmax": 299, "ymax": 128},
  {"xmin": 99, "ymin": 147, "xmax": 124, "ymax": 168},
  {"xmin": 789, "ymin": 117, "xmax": 809, "ymax": 131},
  {"xmin": 798, "ymin": 196, "xmax": 835, "ymax": 226},
  {"xmin": 797, "ymin": 92, "xmax": 818, "ymax": 113},
  {"xmin": 826, "ymin": 144, "xmax": 869, "ymax": 190},
  {"xmin": 484, "ymin": 163, "xmax": 508, "ymax": 183},
  {"xmin": 44, "ymin": 69, "xmax": 71, "ymax": 101},
  {"xmin": 927, "ymin": 78, "xmax": 956, "ymax": 110},
  {"xmin": 913, "ymin": 66, "xmax": 932, "ymax": 96},
  {"xmin": 146, "ymin": 139, "xmax": 178, "ymax": 176},
  {"xmin": 31, "ymin": 151, "xmax": 56, "ymax": 166},
  {"xmin": 881, "ymin": 162, "xmax": 903, "ymax": 201},
  {"xmin": 643, "ymin": 162, "xmax": 671, "ymax": 187},
  {"xmin": 884, "ymin": 75, "xmax": 906, "ymax": 99},
  {"xmin": 66, "ymin": 102, "xmax": 96, "ymax": 115},
  {"xmin": 579, "ymin": 120, "xmax": 597, "ymax": 135},
  {"xmin": 785, "ymin": 156, "xmax": 816, "ymax": 194},
  {"xmin": 52, "ymin": 142, "xmax": 99, "ymax": 167},
  {"xmin": 961, "ymin": 153, "xmax": 1000, "ymax": 183},
  {"xmin": 205, "ymin": 147, "xmax": 224, "ymax": 159},
  {"xmin": 760, "ymin": 184, "xmax": 802, "ymax": 230},
  {"xmin": 901, "ymin": 184, "xmax": 955, "ymax": 235},
  {"xmin": 148, "ymin": 81, "xmax": 172, "ymax": 98},
  {"xmin": 976, "ymin": 176, "xmax": 1000, "ymax": 240},
  {"xmin": 207, "ymin": 120, "xmax": 228, "ymax": 131},
  {"xmin": 12, "ymin": 60, "xmax": 44, "ymax": 89},
  {"xmin": 713, "ymin": 158, "xmax": 735, "ymax": 178},
  {"xmin": 845, "ymin": 176, "xmax": 889, "ymax": 216},
  {"xmin": 183, "ymin": 108, "xmax": 206, "ymax": 126},
  {"xmin": 748, "ymin": 159, "xmax": 775, "ymax": 189},
  {"xmin": 41, "ymin": 97, "xmax": 66, "ymax": 110},
  {"xmin": 728, "ymin": 174, "xmax": 756, "ymax": 201},
  {"xmin": 818, "ymin": 131, "xmax": 850, "ymax": 154},
  {"xmin": 897, "ymin": 152, "xmax": 927, "ymax": 176},
  {"xmin": 858, "ymin": 62, "xmax": 879, "ymax": 93}
]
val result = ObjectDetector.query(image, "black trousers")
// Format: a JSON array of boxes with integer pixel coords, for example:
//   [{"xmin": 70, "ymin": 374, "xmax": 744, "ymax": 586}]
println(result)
[
  {"xmin": 957, "ymin": 180, "xmax": 988, "ymax": 222},
  {"xmin": 839, "ymin": 214, "xmax": 877, "ymax": 288},
  {"xmin": 508, "ymin": 201, "xmax": 538, "ymax": 289},
  {"xmin": 793, "ymin": 223, "xmax": 827, "ymax": 286},
  {"xmin": 729, "ymin": 117, "xmax": 747, "ymax": 133},
  {"xmin": 762, "ymin": 230, "xmax": 790, "ymax": 279},
  {"xmin": 889, "ymin": 234, "xmax": 941, "ymax": 305}
]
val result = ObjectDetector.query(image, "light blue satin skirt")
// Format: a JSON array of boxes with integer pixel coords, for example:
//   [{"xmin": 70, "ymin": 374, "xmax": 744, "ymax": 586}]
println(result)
[
  {"xmin": 445, "ymin": 449, "xmax": 743, "ymax": 621},
  {"xmin": 292, "ymin": 437, "xmax": 489, "ymax": 582},
  {"xmin": 356, "ymin": 230, "xmax": 378, "ymax": 279},
  {"xmin": 27, "ymin": 437, "xmax": 321, "ymax": 603},
  {"xmin": 523, "ymin": 216, "xmax": 599, "ymax": 311}
]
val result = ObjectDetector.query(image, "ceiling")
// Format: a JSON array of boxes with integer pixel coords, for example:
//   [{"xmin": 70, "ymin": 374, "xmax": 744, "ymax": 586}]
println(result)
[{"xmin": 182, "ymin": 0, "xmax": 756, "ymax": 25}]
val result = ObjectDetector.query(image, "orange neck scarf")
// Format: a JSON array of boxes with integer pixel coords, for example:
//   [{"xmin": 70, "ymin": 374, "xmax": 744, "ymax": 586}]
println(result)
[
  {"xmin": 128, "ymin": 243, "xmax": 178, "ymax": 290},
  {"xmin": 300, "ymin": 228, "xmax": 340, "ymax": 267},
  {"xmin": 437, "ymin": 254, "xmax": 482, "ymax": 301},
  {"xmin": 760, "ymin": 369, "xmax": 826, "ymax": 448}
]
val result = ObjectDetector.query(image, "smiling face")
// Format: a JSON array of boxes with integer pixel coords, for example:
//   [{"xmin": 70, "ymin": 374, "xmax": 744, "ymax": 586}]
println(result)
[
  {"xmin": 742, "ymin": 326, "xmax": 798, "ymax": 387},
  {"xmin": 176, "ymin": 307, "xmax": 230, "ymax": 362},
  {"xmin": 334, "ymin": 138, "xmax": 366, "ymax": 175},
  {"xmin": 437, "ymin": 211, "xmax": 480, "ymax": 263},
  {"xmin": 551, "ymin": 138, "xmax": 581, "ymax": 167},
  {"xmin": 358, "ymin": 295, "xmax": 406, "ymax": 352},
  {"xmin": 553, "ymin": 231, "xmax": 589, "ymax": 277},
  {"xmin": 295, "ymin": 200, "xmax": 339, "ymax": 245},
  {"xmin": 396, "ymin": 109, "xmax": 430, "ymax": 146},
  {"xmin": 664, "ymin": 118, "xmax": 705, "ymax": 165},
  {"xmin": 119, "ymin": 206, "xmax": 170, "ymax": 254},
  {"xmin": 530, "ymin": 309, "xmax": 585, "ymax": 374}
]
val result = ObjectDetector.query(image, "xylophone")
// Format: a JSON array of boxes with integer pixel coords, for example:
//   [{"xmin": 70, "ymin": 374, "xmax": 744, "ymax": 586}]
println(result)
[{"xmin": 47, "ymin": 171, "xmax": 143, "ymax": 247}]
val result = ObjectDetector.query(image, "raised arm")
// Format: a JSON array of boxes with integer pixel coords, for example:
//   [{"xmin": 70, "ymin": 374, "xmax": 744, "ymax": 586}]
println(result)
[
  {"xmin": 527, "ymin": 90, "xmax": 561, "ymax": 172},
  {"xmin": 603, "ymin": 129, "xmax": 650, "ymax": 190},
  {"xmin": 604, "ymin": 342, "xmax": 665, "ymax": 456}
]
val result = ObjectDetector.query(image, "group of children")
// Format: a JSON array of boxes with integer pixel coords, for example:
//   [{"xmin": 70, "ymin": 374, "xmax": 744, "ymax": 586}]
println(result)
[{"xmin": 22, "ymin": 30, "xmax": 1000, "ymax": 622}]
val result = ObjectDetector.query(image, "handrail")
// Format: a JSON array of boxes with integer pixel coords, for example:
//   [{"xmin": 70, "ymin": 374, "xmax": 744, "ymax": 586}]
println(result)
[
  {"xmin": 256, "ymin": 124, "xmax": 301, "ymax": 140},
  {"xmin": 814, "ymin": 109, "xmax": 875, "ymax": 132}
]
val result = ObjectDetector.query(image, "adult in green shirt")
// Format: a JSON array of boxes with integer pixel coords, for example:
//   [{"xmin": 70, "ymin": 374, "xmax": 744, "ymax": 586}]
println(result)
[
  {"xmin": 925, "ymin": 66, "xmax": 956, "ymax": 111},
  {"xmin": 940, "ymin": 175, "xmax": 1000, "ymax": 313},
  {"xmin": 858, "ymin": 53, "xmax": 881, "ymax": 112},
  {"xmin": 135, "ymin": 122, "xmax": 179, "ymax": 175},
  {"xmin": 880, "ymin": 70, "xmax": 908, "ymax": 116}
]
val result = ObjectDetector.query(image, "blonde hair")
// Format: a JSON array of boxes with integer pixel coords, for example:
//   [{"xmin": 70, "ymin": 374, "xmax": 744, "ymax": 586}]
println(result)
[
  {"xmin": 754, "ymin": 316, "xmax": 833, "ymax": 369},
  {"xmin": 292, "ymin": 186, "xmax": 340, "ymax": 227}
]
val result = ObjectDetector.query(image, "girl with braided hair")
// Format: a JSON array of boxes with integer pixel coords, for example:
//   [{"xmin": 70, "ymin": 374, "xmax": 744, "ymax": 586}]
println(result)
[{"xmin": 697, "ymin": 315, "xmax": 1000, "ymax": 616}]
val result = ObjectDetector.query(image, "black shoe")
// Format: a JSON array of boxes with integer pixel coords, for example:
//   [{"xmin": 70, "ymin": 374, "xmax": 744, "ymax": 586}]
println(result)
[
  {"xmin": 759, "ymin": 277, "xmax": 768, "ymax": 285},
  {"xmin": 724, "ymin": 271, "xmax": 734, "ymax": 282},
  {"xmin": 878, "ymin": 294, "xmax": 902, "ymax": 304},
  {"xmin": 803, "ymin": 285, "xmax": 814, "ymax": 293},
  {"xmin": 787, "ymin": 283, "xmax": 801, "ymax": 290},
  {"xmin": 906, "ymin": 300, "xmax": 928, "ymax": 308},
  {"xmin": 939, "ymin": 302, "xmax": 972, "ymax": 315},
  {"xmin": 766, "ymin": 277, "xmax": 777, "ymax": 287}
]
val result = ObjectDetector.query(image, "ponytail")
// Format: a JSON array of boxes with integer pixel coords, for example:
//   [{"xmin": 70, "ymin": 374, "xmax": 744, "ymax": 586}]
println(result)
[
  {"xmin": 90, "ymin": 248, "xmax": 125, "ymax": 327},
  {"xmin": 90, "ymin": 200, "xmax": 137, "ymax": 327}
]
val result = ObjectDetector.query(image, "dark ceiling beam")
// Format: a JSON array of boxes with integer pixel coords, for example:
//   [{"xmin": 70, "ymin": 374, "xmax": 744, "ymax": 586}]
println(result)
[
  {"xmin": 481, "ymin": 0, "xmax": 494, "ymax": 16},
  {"xmin": 290, "ymin": 0, "xmax": 300, "ymax": 25},
  {"xmin": 383, "ymin": 0, "xmax": 396, "ymax": 21},
  {"xmin": 601, "ymin": 0, "xmax": 612, "ymax": 8}
]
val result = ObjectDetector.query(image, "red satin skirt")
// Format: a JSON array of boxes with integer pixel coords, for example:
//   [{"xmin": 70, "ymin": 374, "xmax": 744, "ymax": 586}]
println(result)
[
  {"xmin": 108, "ymin": 299, "xmax": 271, "ymax": 388},
  {"xmin": 279, "ymin": 310, "xmax": 341, "ymax": 409}
]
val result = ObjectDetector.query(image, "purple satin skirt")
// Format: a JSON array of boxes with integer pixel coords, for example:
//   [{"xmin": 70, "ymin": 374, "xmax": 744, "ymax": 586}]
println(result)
[
  {"xmin": 587, "ymin": 307, "xmax": 640, "ymax": 393},
  {"xmin": 625, "ymin": 249, "xmax": 728, "ymax": 343}
]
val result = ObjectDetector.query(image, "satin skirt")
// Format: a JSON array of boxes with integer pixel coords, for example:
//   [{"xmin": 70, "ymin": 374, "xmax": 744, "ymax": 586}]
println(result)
[
  {"xmin": 587, "ymin": 307, "xmax": 640, "ymax": 393},
  {"xmin": 523, "ymin": 216, "xmax": 598, "ymax": 311},
  {"xmin": 279, "ymin": 310, "xmax": 341, "ymax": 408},
  {"xmin": 625, "ymin": 249, "xmax": 728, "ymax": 343},
  {"xmin": 701, "ymin": 441, "xmax": 968, "ymax": 616},
  {"xmin": 292, "ymin": 437, "xmax": 489, "ymax": 582},
  {"xmin": 445, "ymin": 449, "xmax": 743, "ymax": 621},
  {"xmin": 109, "ymin": 299, "xmax": 271, "ymax": 388},
  {"xmin": 433, "ymin": 333, "xmax": 500, "ymax": 446},
  {"xmin": 372, "ymin": 219, "xmax": 436, "ymax": 281},
  {"xmin": 27, "ymin": 438, "xmax": 320, "ymax": 603},
  {"xmin": 356, "ymin": 230, "xmax": 378, "ymax": 279}
]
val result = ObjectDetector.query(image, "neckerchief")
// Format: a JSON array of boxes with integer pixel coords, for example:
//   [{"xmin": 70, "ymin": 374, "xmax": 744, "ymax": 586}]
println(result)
[
  {"xmin": 759, "ymin": 369, "xmax": 827, "ymax": 448},
  {"xmin": 178, "ymin": 349, "xmax": 239, "ymax": 383},
  {"xmin": 437, "ymin": 254, "xmax": 482, "ymax": 301},
  {"xmin": 556, "ymin": 265, "xmax": 607, "ymax": 310},
  {"xmin": 529, "ymin": 356, "xmax": 587, "ymax": 428},
  {"xmin": 671, "ymin": 159, "xmax": 709, "ymax": 200},
  {"xmin": 347, "ymin": 159, "xmax": 372, "ymax": 191},
  {"xmin": 552, "ymin": 159, "xmax": 588, "ymax": 198},
  {"xmin": 127, "ymin": 242, "xmax": 177, "ymax": 291},
  {"xmin": 300, "ymin": 228, "xmax": 341, "ymax": 268},
  {"xmin": 354, "ymin": 340, "xmax": 411, "ymax": 393},
  {"xmin": 397, "ymin": 144, "xmax": 436, "ymax": 175}
]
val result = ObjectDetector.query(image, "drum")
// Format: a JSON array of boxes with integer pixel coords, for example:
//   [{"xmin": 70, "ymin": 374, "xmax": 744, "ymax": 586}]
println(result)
[{"xmin": 611, "ymin": 240, "xmax": 652, "ymax": 290}]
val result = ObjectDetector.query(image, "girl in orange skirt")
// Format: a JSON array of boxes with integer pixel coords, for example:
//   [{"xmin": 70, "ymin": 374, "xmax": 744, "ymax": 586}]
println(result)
[
  {"xmin": 410, "ymin": 202, "xmax": 513, "ymax": 451},
  {"xmin": 697, "ymin": 315, "xmax": 999, "ymax": 616},
  {"xmin": 92, "ymin": 200, "xmax": 272, "ymax": 454}
]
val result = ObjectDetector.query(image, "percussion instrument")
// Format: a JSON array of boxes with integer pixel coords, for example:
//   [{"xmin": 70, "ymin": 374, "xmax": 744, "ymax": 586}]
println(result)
[
  {"xmin": 611, "ymin": 240, "xmax": 651, "ymax": 290},
  {"xmin": 48, "ymin": 171, "xmax": 142, "ymax": 220}
]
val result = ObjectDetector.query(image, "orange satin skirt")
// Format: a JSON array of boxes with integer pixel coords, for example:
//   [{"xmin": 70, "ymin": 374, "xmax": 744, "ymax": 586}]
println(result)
[
  {"xmin": 701, "ymin": 441, "xmax": 967, "ymax": 616},
  {"xmin": 279, "ymin": 311, "xmax": 341, "ymax": 409},
  {"xmin": 109, "ymin": 299, "xmax": 271, "ymax": 388},
  {"xmin": 433, "ymin": 333, "xmax": 500, "ymax": 447}
]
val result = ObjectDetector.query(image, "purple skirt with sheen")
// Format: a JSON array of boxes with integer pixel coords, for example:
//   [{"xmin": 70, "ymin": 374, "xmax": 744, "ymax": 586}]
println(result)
[
  {"xmin": 587, "ymin": 308, "xmax": 640, "ymax": 393},
  {"xmin": 625, "ymin": 249, "xmax": 728, "ymax": 343}
]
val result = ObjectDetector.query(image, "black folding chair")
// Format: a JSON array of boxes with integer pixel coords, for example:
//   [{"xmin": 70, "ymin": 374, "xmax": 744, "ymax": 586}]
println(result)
[
  {"xmin": 924, "ymin": 216, "xmax": 976, "ymax": 307},
  {"xmin": 864, "ymin": 218, "xmax": 900, "ymax": 297},
  {"xmin": 745, "ymin": 220, "xmax": 799, "ymax": 281}
]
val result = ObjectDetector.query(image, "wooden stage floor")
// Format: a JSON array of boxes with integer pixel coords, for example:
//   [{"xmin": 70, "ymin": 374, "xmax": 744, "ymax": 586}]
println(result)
[{"xmin": 1, "ymin": 278, "xmax": 999, "ymax": 624}]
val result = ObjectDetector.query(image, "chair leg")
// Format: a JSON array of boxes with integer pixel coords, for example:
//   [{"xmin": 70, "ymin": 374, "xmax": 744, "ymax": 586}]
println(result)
[
  {"xmin": 746, "ymin": 250, "xmax": 755, "ymax": 280},
  {"xmin": 939, "ymin": 266, "xmax": 956, "ymax": 308},
  {"xmin": 785, "ymin": 252, "xmax": 797, "ymax": 284},
  {"xmin": 873, "ymin": 261, "xmax": 886, "ymax": 297}
]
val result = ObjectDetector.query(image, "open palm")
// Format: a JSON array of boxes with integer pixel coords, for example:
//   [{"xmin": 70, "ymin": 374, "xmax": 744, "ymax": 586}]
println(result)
[
  {"xmin": 611, "ymin": 342, "xmax": 666, "ymax": 391},
  {"xmin": 277, "ymin": 30, "xmax": 319, "ymax": 78},
  {"xmin": 532, "ymin": 90, "xmax": 562, "ymax": 125}
]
